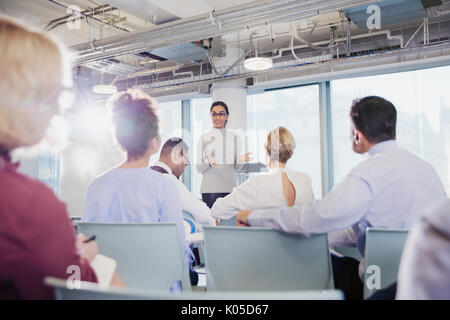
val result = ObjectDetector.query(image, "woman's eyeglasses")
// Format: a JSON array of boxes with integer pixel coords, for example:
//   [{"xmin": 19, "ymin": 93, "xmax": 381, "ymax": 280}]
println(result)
[{"xmin": 211, "ymin": 112, "xmax": 227, "ymax": 118}]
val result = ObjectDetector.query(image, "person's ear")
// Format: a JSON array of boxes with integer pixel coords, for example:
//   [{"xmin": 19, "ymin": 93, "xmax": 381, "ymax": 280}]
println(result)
[
  {"xmin": 353, "ymin": 130, "xmax": 361, "ymax": 145},
  {"xmin": 150, "ymin": 136, "xmax": 161, "ymax": 153},
  {"xmin": 176, "ymin": 149, "xmax": 184, "ymax": 163}
]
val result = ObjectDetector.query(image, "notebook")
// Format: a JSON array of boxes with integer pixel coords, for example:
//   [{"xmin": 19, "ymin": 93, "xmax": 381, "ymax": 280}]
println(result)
[{"xmin": 90, "ymin": 254, "xmax": 117, "ymax": 288}]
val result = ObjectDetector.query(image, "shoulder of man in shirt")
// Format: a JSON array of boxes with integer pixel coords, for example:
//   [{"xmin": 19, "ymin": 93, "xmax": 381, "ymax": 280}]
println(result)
[
  {"xmin": 346, "ymin": 141, "xmax": 436, "ymax": 180},
  {"xmin": 422, "ymin": 197, "xmax": 450, "ymax": 238}
]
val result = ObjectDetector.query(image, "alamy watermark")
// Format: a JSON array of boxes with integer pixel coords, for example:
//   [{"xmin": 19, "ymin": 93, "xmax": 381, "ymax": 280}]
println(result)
[
  {"xmin": 366, "ymin": 5, "xmax": 381, "ymax": 30},
  {"xmin": 365, "ymin": 264, "xmax": 382, "ymax": 291},
  {"xmin": 66, "ymin": 265, "xmax": 81, "ymax": 289}
]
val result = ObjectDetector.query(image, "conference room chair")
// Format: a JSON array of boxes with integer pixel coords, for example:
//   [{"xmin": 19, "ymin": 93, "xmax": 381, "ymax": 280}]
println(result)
[
  {"xmin": 218, "ymin": 216, "xmax": 236, "ymax": 226},
  {"xmin": 77, "ymin": 222, "xmax": 191, "ymax": 291},
  {"xmin": 71, "ymin": 216, "xmax": 82, "ymax": 233},
  {"xmin": 333, "ymin": 246, "xmax": 362, "ymax": 261},
  {"xmin": 202, "ymin": 226, "xmax": 334, "ymax": 291},
  {"xmin": 363, "ymin": 228, "xmax": 409, "ymax": 299},
  {"xmin": 44, "ymin": 277, "xmax": 344, "ymax": 300}
]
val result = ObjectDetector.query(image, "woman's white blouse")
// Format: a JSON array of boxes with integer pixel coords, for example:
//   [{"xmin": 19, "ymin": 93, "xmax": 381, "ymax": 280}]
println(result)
[{"xmin": 211, "ymin": 167, "xmax": 314, "ymax": 220}]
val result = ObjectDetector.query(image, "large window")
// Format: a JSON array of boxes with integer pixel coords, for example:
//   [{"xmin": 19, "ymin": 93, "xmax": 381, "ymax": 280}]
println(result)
[
  {"xmin": 52, "ymin": 64, "xmax": 450, "ymax": 217},
  {"xmin": 331, "ymin": 65, "xmax": 450, "ymax": 194},
  {"xmin": 247, "ymin": 85, "xmax": 323, "ymax": 198},
  {"xmin": 191, "ymin": 97, "xmax": 212, "ymax": 198},
  {"xmin": 153, "ymin": 100, "xmax": 183, "ymax": 163},
  {"xmin": 58, "ymin": 99, "xmax": 183, "ymax": 217},
  {"xmin": 59, "ymin": 104, "xmax": 124, "ymax": 217}
]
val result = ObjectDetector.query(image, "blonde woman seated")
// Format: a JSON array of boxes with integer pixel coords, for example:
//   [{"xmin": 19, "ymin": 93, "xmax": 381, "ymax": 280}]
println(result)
[{"xmin": 211, "ymin": 127, "xmax": 314, "ymax": 222}]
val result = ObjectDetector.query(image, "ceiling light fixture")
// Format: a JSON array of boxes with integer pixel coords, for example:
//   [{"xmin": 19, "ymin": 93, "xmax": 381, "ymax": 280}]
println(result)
[
  {"xmin": 244, "ymin": 31, "xmax": 273, "ymax": 71},
  {"xmin": 244, "ymin": 56, "xmax": 273, "ymax": 71},
  {"xmin": 92, "ymin": 84, "xmax": 118, "ymax": 94}
]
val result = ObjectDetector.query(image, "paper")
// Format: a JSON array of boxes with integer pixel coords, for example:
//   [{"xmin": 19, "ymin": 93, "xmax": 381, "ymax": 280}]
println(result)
[{"xmin": 90, "ymin": 254, "xmax": 117, "ymax": 288}]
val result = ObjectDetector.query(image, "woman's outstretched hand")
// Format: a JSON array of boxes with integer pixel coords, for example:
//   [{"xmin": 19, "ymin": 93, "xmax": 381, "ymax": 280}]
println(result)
[
  {"xmin": 239, "ymin": 152, "xmax": 253, "ymax": 163},
  {"xmin": 207, "ymin": 155, "xmax": 219, "ymax": 167}
]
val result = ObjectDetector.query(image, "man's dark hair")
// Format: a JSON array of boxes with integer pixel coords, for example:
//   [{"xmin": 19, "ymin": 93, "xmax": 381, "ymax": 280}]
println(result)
[
  {"xmin": 350, "ymin": 96, "xmax": 397, "ymax": 143},
  {"xmin": 160, "ymin": 137, "xmax": 188, "ymax": 158}
]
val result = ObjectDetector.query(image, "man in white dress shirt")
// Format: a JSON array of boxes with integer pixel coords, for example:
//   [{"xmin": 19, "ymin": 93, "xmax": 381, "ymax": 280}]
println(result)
[
  {"xmin": 152, "ymin": 138, "xmax": 217, "ymax": 228},
  {"xmin": 236, "ymin": 96, "xmax": 447, "ymax": 299},
  {"xmin": 396, "ymin": 197, "xmax": 450, "ymax": 299}
]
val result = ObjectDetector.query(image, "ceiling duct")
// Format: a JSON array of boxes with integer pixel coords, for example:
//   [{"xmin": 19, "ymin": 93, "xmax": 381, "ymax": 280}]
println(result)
[
  {"xmin": 149, "ymin": 43, "xmax": 207, "ymax": 64},
  {"xmin": 85, "ymin": 59, "xmax": 140, "ymax": 75},
  {"xmin": 71, "ymin": 0, "xmax": 381, "ymax": 65},
  {"xmin": 123, "ymin": 61, "xmax": 181, "ymax": 79},
  {"xmin": 344, "ymin": 0, "xmax": 442, "ymax": 30}
]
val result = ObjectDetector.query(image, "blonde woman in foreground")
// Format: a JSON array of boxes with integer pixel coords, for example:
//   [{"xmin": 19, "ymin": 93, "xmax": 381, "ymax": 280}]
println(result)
[
  {"xmin": 211, "ymin": 127, "xmax": 314, "ymax": 222},
  {"xmin": 0, "ymin": 16, "xmax": 123, "ymax": 299}
]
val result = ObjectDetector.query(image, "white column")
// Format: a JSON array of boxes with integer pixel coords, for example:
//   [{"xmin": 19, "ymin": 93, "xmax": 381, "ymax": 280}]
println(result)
[
  {"xmin": 210, "ymin": 45, "xmax": 247, "ymax": 132},
  {"xmin": 211, "ymin": 80, "xmax": 247, "ymax": 131}
]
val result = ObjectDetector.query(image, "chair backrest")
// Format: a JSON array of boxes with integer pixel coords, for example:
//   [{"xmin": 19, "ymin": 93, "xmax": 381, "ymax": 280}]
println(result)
[
  {"xmin": 219, "ymin": 216, "xmax": 236, "ymax": 226},
  {"xmin": 203, "ymin": 226, "xmax": 333, "ymax": 291},
  {"xmin": 71, "ymin": 216, "xmax": 82, "ymax": 233},
  {"xmin": 77, "ymin": 222, "xmax": 191, "ymax": 291},
  {"xmin": 363, "ymin": 228, "xmax": 409, "ymax": 299},
  {"xmin": 333, "ymin": 246, "xmax": 362, "ymax": 261},
  {"xmin": 45, "ymin": 277, "xmax": 343, "ymax": 300}
]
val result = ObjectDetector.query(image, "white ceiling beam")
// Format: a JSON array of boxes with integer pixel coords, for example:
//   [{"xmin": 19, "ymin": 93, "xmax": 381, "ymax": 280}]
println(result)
[
  {"xmin": 71, "ymin": 0, "xmax": 382, "ymax": 65},
  {"xmin": 144, "ymin": 0, "xmax": 214, "ymax": 19}
]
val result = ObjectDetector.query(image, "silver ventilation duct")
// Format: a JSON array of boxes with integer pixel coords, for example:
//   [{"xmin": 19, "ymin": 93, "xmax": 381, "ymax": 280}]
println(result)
[{"xmin": 71, "ymin": 0, "xmax": 381, "ymax": 65}]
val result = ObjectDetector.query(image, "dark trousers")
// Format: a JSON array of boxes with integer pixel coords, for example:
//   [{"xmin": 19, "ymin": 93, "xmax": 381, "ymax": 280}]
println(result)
[
  {"xmin": 189, "ymin": 267, "xmax": 199, "ymax": 286},
  {"xmin": 367, "ymin": 282, "xmax": 397, "ymax": 300},
  {"xmin": 201, "ymin": 193, "xmax": 230, "ymax": 209},
  {"xmin": 189, "ymin": 243, "xmax": 199, "ymax": 286},
  {"xmin": 331, "ymin": 254, "xmax": 364, "ymax": 300}
]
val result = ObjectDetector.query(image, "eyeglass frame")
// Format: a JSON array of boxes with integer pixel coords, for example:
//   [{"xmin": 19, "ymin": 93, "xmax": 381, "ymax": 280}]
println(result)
[{"xmin": 210, "ymin": 111, "xmax": 228, "ymax": 118}]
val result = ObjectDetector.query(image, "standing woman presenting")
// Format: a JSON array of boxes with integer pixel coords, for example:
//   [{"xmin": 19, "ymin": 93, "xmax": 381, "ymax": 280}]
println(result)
[{"xmin": 196, "ymin": 101, "xmax": 251, "ymax": 209}]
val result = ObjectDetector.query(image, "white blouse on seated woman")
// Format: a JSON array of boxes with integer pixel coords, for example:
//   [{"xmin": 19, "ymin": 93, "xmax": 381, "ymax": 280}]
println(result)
[
  {"xmin": 211, "ymin": 126, "xmax": 314, "ymax": 220},
  {"xmin": 211, "ymin": 167, "xmax": 314, "ymax": 220}
]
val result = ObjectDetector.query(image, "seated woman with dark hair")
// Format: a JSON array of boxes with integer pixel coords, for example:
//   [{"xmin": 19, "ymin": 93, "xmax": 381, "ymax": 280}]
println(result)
[{"xmin": 82, "ymin": 89, "xmax": 194, "ymax": 286}]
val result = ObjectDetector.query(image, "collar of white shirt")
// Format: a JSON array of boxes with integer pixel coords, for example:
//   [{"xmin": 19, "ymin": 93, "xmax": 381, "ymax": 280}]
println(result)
[
  {"xmin": 153, "ymin": 161, "xmax": 173, "ymax": 176},
  {"xmin": 367, "ymin": 139, "xmax": 397, "ymax": 157},
  {"xmin": 268, "ymin": 167, "xmax": 288, "ymax": 174}
]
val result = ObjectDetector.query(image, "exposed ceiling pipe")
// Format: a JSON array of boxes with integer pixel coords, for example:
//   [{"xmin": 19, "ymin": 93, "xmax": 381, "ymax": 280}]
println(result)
[
  {"xmin": 120, "ymin": 61, "xmax": 181, "ymax": 79},
  {"xmin": 383, "ymin": 29, "xmax": 404, "ymax": 48},
  {"xmin": 433, "ymin": 7, "xmax": 450, "ymax": 16},
  {"xmin": 222, "ymin": 20, "xmax": 349, "ymax": 47},
  {"xmin": 133, "ymin": 27, "xmax": 420, "ymax": 90},
  {"xmin": 45, "ymin": 4, "xmax": 118, "ymax": 31},
  {"xmin": 273, "ymin": 29, "xmax": 405, "ymax": 60},
  {"xmin": 290, "ymin": 21, "xmax": 330, "ymax": 52},
  {"xmin": 134, "ymin": 42, "xmax": 450, "ymax": 92},
  {"xmin": 206, "ymin": 34, "xmax": 253, "ymax": 77},
  {"xmin": 70, "ymin": 0, "xmax": 381, "ymax": 65},
  {"xmin": 46, "ymin": 0, "xmax": 130, "ymax": 33},
  {"xmin": 404, "ymin": 21, "xmax": 425, "ymax": 47}
]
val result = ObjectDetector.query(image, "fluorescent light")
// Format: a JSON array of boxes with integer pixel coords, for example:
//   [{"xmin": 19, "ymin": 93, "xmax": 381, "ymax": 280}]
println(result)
[
  {"xmin": 244, "ymin": 57, "xmax": 273, "ymax": 71},
  {"xmin": 92, "ymin": 84, "xmax": 118, "ymax": 94}
]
